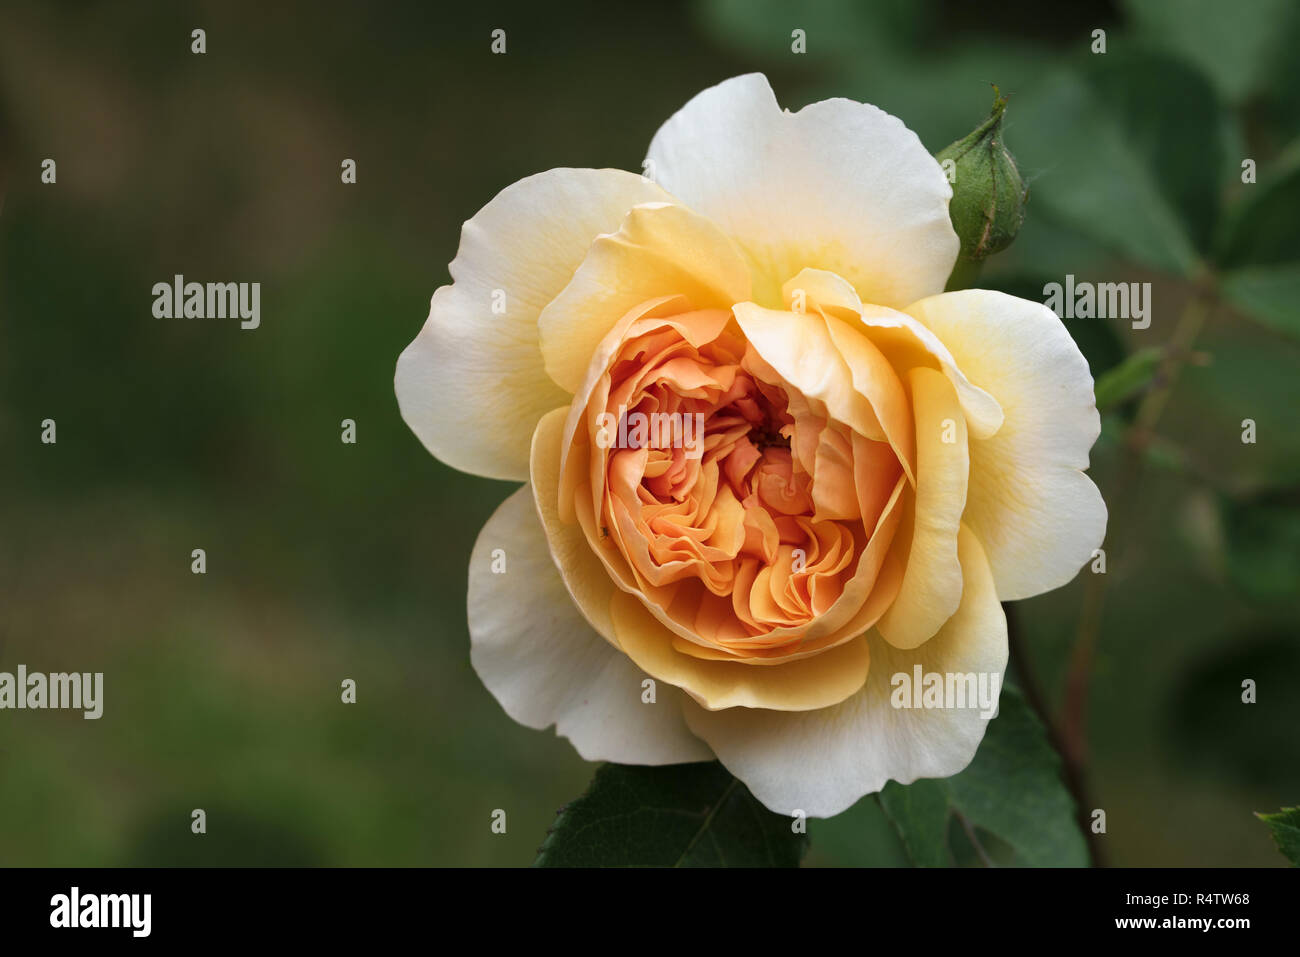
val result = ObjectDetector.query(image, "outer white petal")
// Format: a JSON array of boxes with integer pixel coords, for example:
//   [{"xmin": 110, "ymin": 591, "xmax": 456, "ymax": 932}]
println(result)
[
  {"xmin": 905, "ymin": 289, "xmax": 1108, "ymax": 599},
  {"xmin": 645, "ymin": 74, "xmax": 958, "ymax": 309},
  {"xmin": 468, "ymin": 485, "xmax": 711, "ymax": 764},
  {"xmin": 684, "ymin": 525, "xmax": 1007, "ymax": 818},
  {"xmin": 396, "ymin": 168, "xmax": 672, "ymax": 480}
]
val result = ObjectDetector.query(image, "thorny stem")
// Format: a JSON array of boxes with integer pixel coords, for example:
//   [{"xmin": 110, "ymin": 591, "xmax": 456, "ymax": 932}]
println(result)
[{"xmin": 1058, "ymin": 281, "xmax": 1216, "ymax": 862}]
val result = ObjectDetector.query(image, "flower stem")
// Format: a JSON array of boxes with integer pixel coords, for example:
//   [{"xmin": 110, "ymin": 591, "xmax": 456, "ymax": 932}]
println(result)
[
  {"xmin": 1059, "ymin": 281, "xmax": 1215, "ymax": 853},
  {"xmin": 944, "ymin": 256, "xmax": 983, "ymax": 292},
  {"xmin": 1007, "ymin": 601, "xmax": 1107, "ymax": 866}
]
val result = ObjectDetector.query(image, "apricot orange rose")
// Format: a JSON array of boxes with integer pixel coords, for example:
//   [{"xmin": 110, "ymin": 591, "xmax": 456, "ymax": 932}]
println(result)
[{"xmin": 395, "ymin": 74, "xmax": 1106, "ymax": 816}]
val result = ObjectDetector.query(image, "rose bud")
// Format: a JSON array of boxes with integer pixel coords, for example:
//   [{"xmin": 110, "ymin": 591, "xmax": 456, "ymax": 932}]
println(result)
[{"xmin": 936, "ymin": 89, "xmax": 1029, "ymax": 264}]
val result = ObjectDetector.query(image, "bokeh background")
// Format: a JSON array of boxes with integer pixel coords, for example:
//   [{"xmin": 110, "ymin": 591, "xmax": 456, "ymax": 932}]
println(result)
[{"xmin": 2, "ymin": 0, "xmax": 1297, "ymax": 866}]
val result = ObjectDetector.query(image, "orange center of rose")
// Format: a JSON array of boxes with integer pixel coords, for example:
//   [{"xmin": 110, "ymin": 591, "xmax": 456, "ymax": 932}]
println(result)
[{"xmin": 594, "ymin": 312, "xmax": 880, "ymax": 652}]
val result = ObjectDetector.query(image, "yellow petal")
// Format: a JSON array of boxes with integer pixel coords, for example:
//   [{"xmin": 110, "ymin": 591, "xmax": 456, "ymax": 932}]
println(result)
[
  {"xmin": 905, "ymin": 289, "xmax": 1107, "ymax": 599},
  {"xmin": 609, "ymin": 588, "xmax": 871, "ymax": 712},
  {"xmin": 782, "ymin": 268, "xmax": 1004, "ymax": 441},
  {"xmin": 732, "ymin": 302, "xmax": 885, "ymax": 442},
  {"xmin": 877, "ymin": 366, "xmax": 968, "ymax": 650},
  {"xmin": 684, "ymin": 523, "xmax": 1006, "ymax": 816},
  {"xmin": 538, "ymin": 202, "xmax": 751, "ymax": 394},
  {"xmin": 530, "ymin": 407, "xmax": 623, "ymax": 642}
]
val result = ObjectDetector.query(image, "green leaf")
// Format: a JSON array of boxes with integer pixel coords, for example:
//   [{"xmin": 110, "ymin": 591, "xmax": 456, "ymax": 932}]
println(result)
[
  {"xmin": 804, "ymin": 792, "xmax": 910, "ymax": 866},
  {"xmin": 1121, "ymin": 0, "xmax": 1295, "ymax": 104},
  {"xmin": 827, "ymin": 39, "xmax": 1057, "ymax": 154},
  {"xmin": 1083, "ymin": 53, "xmax": 1224, "ymax": 254},
  {"xmin": 1218, "ymin": 142, "xmax": 1300, "ymax": 269},
  {"xmin": 1221, "ymin": 266, "xmax": 1300, "ymax": 341},
  {"xmin": 878, "ymin": 779, "xmax": 951, "ymax": 866},
  {"xmin": 877, "ymin": 687, "xmax": 1089, "ymax": 867},
  {"xmin": 696, "ymin": 0, "xmax": 924, "ymax": 63},
  {"xmin": 1255, "ymin": 807, "xmax": 1300, "ymax": 865},
  {"xmin": 1166, "ymin": 319, "xmax": 1300, "ymax": 489},
  {"xmin": 1011, "ymin": 54, "xmax": 1222, "ymax": 274},
  {"xmin": 1221, "ymin": 491, "xmax": 1300, "ymax": 603},
  {"xmin": 535, "ymin": 762, "xmax": 808, "ymax": 867},
  {"xmin": 1165, "ymin": 632, "xmax": 1300, "ymax": 794},
  {"xmin": 1093, "ymin": 347, "xmax": 1163, "ymax": 410},
  {"xmin": 1259, "ymin": 11, "xmax": 1300, "ymax": 141}
]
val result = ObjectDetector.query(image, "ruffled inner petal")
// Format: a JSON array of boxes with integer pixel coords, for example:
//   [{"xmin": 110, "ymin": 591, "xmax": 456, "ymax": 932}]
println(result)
[{"xmin": 559, "ymin": 300, "xmax": 906, "ymax": 663}]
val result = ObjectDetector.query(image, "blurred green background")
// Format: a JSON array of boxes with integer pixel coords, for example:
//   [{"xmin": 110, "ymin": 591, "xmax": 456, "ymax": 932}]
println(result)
[{"xmin": 1, "ymin": 0, "xmax": 1297, "ymax": 866}]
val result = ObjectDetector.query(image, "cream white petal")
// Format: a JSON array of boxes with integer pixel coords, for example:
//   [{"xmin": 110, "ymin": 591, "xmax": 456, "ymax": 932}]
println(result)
[
  {"xmin": 468, "ymin": 484, "xmax": 712, "ymax": 764},
  {"xmin": 905, "ymin": 290, "xmax": 1108, "ymax": 599},
  {"xmin": 645, "ymin": 74, "xmax": 959, "ymax": 309},
  {"xmin": 396, "ymin": 168, "xmax": 672, "ymax": 480},
  {"xmin": 685, "ymin": 525, "xmax": 1007, "ymax": 818}
]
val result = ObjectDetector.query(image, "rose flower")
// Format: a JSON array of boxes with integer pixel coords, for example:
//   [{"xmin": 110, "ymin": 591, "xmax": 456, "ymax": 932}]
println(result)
[{"xmin": 396, "ymin": 74, "xmax": 1106, "ymax": 817}]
